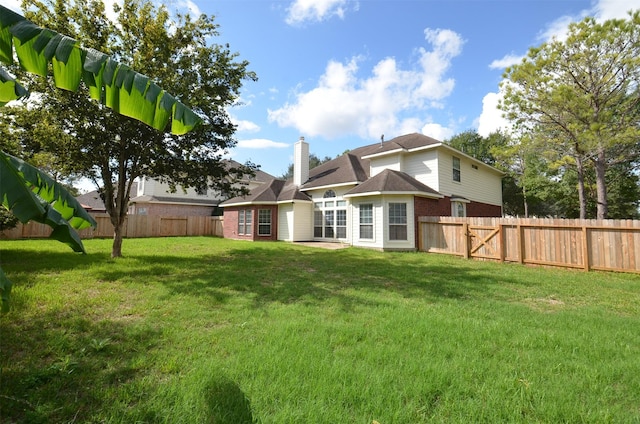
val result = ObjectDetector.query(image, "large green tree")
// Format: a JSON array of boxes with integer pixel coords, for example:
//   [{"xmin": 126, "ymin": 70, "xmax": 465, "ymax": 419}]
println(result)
[
  {"xmin": 500, "ymin": 11, "xmax": 640, "ymax": 219},
  {"xmin": 12, "ymin": 0, "xmax": 256, "ymax": 257},
  {"xmin": 0, "ymin": 3, "xmax": 204, "ymax": 310}
]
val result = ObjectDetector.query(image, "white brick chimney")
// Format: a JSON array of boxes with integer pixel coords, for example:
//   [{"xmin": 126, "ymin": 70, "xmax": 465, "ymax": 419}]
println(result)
[{"xmin": 293, "ymin": 136, "xmax": 309, "ymax": 186}]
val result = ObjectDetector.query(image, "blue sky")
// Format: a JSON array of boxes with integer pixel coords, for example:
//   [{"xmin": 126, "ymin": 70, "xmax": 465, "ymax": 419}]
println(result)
[{"xmin": 5, "ymin": 0, "xmax": 640, "ymax": 181}]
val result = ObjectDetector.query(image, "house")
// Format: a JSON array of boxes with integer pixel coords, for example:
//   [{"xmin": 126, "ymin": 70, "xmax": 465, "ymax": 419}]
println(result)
[
  {"xmin": 76, "ymin": 161, "xmax": 275, "ymax": 217},
  {"xmin": 76, "ymin": 188, "xmax": 110, "ymax": 213},
  {"xmin": 129, "ymin": 161, "xmax": 275, "ymax": 216},
  {"xmin": 220, "ymin": 133, "xmax": 503, "ymax": 250}
]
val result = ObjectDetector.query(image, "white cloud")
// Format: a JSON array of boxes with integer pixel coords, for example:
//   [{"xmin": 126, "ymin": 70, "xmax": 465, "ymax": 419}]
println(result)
[
  {"xmin": 237, "ymin": 139, "xmax": 290, "ymax": 149},
  {"xmin": 177, "ymin": 0, "xmax": 202, "ymax": 17},
  {"xmin": 285, "ymin": 0, "xmax": 357, "ymax": 25},
  {"xmin": 421, "ymin": 123, "xmax": 455, "ymax": 141},
  {"xmin": 268, "ymin": 28, "xmax": 464, "ymax": 140},
  {"xmin": 489, "ymin": 54, "xmax": 523, "ymax": 70},
  {"xmin": 3, "ymin": 0, "xmax": 21, "ymax": 12},
  {"xmin": 476, "ymin": 91, "xmax": 511, "ymax": 137},
  {"xmin": 234, "ymin": 119, "xmax": 260, "ymax": 133},
  {"xmin": 593, "ymin": 0, "xmax": 640, "ymax": 21}
]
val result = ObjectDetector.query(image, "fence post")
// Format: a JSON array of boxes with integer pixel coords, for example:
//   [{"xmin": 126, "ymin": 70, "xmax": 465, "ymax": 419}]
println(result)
[
  {"xmin": 582, "ymin": 225, "xmax": 590, "ymax": 271},
  {"xmin": 498, "ymin": 223, "xmax": 505, "ymax": 263},
  {"xmin": 517, "ymin": 222, "xmax": 524, "ymax": 264},
  {"xmin": 462, "ymin": 221, "xmax": 470, "ymax": 259}
]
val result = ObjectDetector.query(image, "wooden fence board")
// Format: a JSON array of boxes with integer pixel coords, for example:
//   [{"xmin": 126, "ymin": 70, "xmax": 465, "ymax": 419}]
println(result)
[
  {"xmin": 419, "ymin": 217, "xmax": 640, "ymax": 274},
  {"xmin": 1, "ymin": 214, "xmax": 224, "ymax": 241}
]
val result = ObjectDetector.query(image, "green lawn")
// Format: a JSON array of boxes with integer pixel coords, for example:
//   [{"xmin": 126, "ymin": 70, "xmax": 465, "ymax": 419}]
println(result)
[{"xmin": 1, "ymin": 237, "xmax": 639, "ymax": 423}]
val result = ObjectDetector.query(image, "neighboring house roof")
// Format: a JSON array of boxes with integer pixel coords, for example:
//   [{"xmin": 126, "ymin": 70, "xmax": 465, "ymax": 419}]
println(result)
[
  {"xmin": 225, "ymin": 159, "xmax": 276, "ymax": 184},
  {"xmin": 76, "ymin": 182, "xmax": 138, "ymax": 212},
  {"xmin": 344, "ymin": 169, "xmax": 443, "ymax": 198},
  {"xmin": 222, "ymin": 179, "xmax": 311, "ymax": 206},
  {"xmin": 76, "ymin": 190, "xmax": 107, "ymax": 212}
]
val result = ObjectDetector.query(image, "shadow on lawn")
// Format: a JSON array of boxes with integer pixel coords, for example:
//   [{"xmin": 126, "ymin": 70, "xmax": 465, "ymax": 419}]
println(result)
[
  {"xmin": 204, "ymin": 373, "xmax": 256, "ymax": 424},
  {"xmin": 0, "ymin": 310, "xmax": 162, "ymax": 423},
  {"xmin": 88, "ymin": 242, "xmax": 520, "ymax": 310},
  {"xmin": 1, "ymin": 241, "xmax": 520, "ymax": 310}
]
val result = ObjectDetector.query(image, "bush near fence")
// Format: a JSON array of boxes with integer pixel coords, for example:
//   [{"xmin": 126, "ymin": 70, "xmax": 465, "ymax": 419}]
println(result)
[
  {"xmin": 1, "ymin": 214, "xmax": 224, "ymax": 240},
  {"xmin": 419, "ymin": 216, "xmax": 640, "ymax": 273}
]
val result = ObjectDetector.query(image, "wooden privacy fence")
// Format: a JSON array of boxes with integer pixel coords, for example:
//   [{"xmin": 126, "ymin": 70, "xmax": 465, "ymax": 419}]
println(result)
[
  {"xmin": 419, "ymin": 216, "xmax": 640, "ymax": 274},
  {"xmin": 2, "ymin": 214, "xmax": 224, "ymax": 239}
]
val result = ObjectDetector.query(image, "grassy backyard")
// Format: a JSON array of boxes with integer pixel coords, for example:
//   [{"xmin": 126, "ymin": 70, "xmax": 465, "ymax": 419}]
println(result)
[{"xmin": 1, "ymin": 237, "xmax": 639, "ymax": 423}]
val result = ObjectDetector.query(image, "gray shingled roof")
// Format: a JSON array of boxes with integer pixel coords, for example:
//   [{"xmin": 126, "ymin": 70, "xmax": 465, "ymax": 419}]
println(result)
[
  {"xmin": 76, "ymin": 190, "xmax": 107, "ymax": 212},
  {"xmin": 344, "ymin": 169, "xmax": 442, "ymax": 198},
  {"xmin": 220, "ymin": 179, "xmax": 311, "ymax": 205},
  {"xmin": 351, "ymin": 132, "xmax": 441, "ymax": 158},
  {"xmin": 301, "ymin": 153, "xmax": 369, "ymax": 190}
]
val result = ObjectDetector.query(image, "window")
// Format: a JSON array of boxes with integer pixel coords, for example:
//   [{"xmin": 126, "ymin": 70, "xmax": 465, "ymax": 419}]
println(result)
[
  {"xmin": 324, "ymin": 210, "xmax": 334, "ymax": 238},
  {"xmin": 359, "ymin": 204, "xmax": 373, "ymax": 239},
  {"xmin": 389, "ymin": 203, "xmax": 407, "ymax": 240},
  {"xmin": 314, "ymin": 210, "xmax": 323, "ymax": 237},
  {"xmin": 452, "ymin": 201, "xmax": 467, "ymax": 217},
  {"xmin": 453, "ymin": 156, "xmax": 461, "ymax": 182},
  {"xmin": 258, "ymin": 209, "xmax": 271, "ymax": 235},
  {"xmin": 314, "ymin": 196, "xmax": 347, "ymax": 240},
  {"xmin": 238, "ymin": 209, "xmax": 252, "ymax": 235},
  {"xmin": 336, "ymin": 210, "xmax": 347, "ymax": 238}
]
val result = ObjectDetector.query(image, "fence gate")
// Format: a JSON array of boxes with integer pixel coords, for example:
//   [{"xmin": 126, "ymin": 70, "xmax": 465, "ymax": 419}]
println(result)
[{"xmin": 465, "ymin": 222, "xmax": 502, "ymax": 261}]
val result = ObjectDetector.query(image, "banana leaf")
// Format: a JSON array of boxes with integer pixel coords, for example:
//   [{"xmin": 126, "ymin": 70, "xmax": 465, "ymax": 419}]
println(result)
[{"xmin": 0, "ymin": 4, "xmax": 201, "ymax": 134}]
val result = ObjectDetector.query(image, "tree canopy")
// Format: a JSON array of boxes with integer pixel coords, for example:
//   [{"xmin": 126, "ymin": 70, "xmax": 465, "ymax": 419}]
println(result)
[
  {"xmin": 5, "ymin": 0, "xmax": 257, "ymax": 257},
  {"xmin": 499, "ymin": 11, "xmax": 640, "ymax": 219}
]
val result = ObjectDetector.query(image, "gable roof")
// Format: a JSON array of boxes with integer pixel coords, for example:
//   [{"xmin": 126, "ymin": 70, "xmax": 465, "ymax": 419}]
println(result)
[
  {"xmin": 354, "ymin": 133, "xmax": 442, "ymax": 159},
  {"xmin": 344, "ymin": 169, "xmax": 443, "ymax": 198},
  {"xmin": 220, "ymin": 179, "xmax": 311, "ymax": 206},
  {"xmin": 301, "ymin": 153, "xmax": 369, "ymax": 190}
]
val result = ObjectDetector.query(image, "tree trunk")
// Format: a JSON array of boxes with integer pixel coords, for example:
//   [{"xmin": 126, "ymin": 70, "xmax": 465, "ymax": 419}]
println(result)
[
  {"xmin": 575, "ymin": 156, "xmax": 587, "ymax": 219},
  {"xmin": 112, "ymin": 221, "xmax": 124, "ymax": 258},
  {"xmin": 522, "ymin": 181, "xmax": 529, "ymax": 218},
  {"xmin": 594, "ymin": 148, "xmax": 608, "ymax": 219}
]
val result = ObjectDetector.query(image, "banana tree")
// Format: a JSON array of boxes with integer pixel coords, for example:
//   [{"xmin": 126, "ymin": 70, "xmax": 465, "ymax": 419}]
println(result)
[{"xmin": 0, "ymin": 4, "xmax": 202, "ymax": 311}]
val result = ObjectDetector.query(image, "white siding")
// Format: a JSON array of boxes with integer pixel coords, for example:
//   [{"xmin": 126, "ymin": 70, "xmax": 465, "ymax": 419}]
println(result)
[
  {"xmin": 349, "ymin": 195, "xmax": 416, "ymax": 250},
  {"xmin": 437, "ymin": 151, "xmax": 502, "ymax": 206},
  {"xmin": 402, "ymin": 150, "xmax": 439, "ymax": 190},
  {"xmin": 350, "ymin": 198, "xmax": 384, "ymax": 250},
  {"xmin": 369, "ymin": 153, "xmax": 402, "ymax": 177},
  {"xmin": 278, "ymin": 203, "xmax": 313, "ymax": 241},
  {"xmin": 278, "ymin": 204, "xmax": 293, "ymax": 241},
  {"xmin": 382, "ymin": 195, "xmax": 416, "ymax": 250},
  {"xmin": 292, "ymin": 202, "xmax": 313, "ymax": 241}
]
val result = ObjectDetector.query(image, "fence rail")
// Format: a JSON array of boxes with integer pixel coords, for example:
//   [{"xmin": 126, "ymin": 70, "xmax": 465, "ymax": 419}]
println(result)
[
  {"xmin": 1, "ymin": 214, "xmax": 224, "ymax": 240},
  {"xmin": 419, "ymin": 216, "xmax": 640, "ymax": 274}
]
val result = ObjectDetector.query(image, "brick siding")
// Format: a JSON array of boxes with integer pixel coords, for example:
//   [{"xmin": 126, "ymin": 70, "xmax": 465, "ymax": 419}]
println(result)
[{"xmin": 223, "ymin": 205, "xmax": 278, "ymax": 241}]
